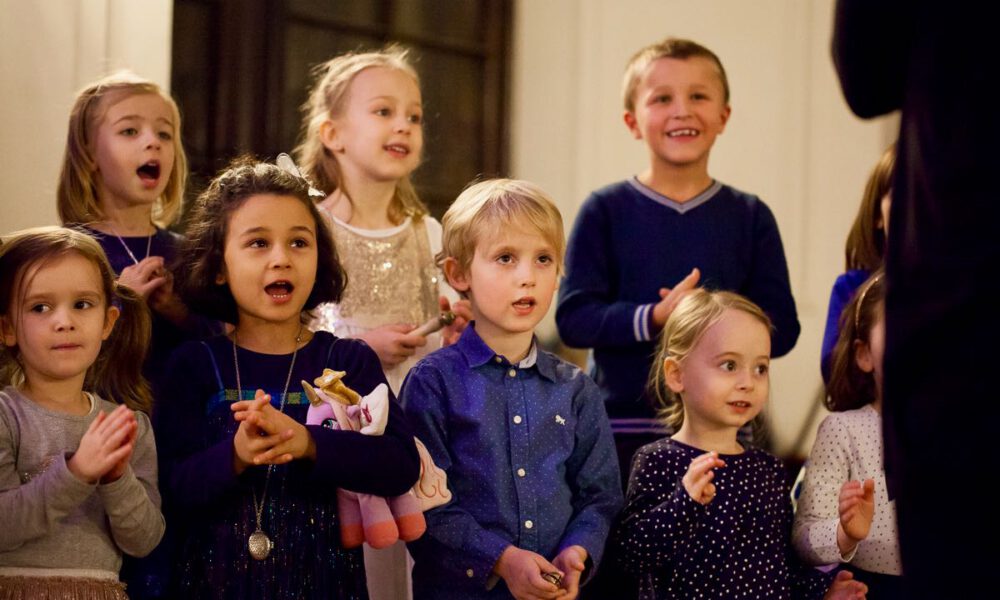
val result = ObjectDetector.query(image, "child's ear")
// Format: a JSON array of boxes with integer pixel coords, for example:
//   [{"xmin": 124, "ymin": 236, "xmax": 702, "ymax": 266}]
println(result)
[
  {"xmin": 718, "ymin": 105, "xmax": 732, "ymax": 132},
  {"xmin": 319, "ymin": 119, "xmax": 344, "ymax": 153},
  {"xmin": 1, "ymin": 315, "xmax": 16, "ymax": 347},
  {"xmin": 623, "ymin": 111, "xmax": 643, "ymax": 140},
  {"xmin": 442, "ymin": 257, "xmax": 470, "ymax": 294},
  {"xmin": 102, "ymin": 305, "xmax": 120, "ymax": 341},
  {"xmin": 663, "ymin": 357, "xmax": 684, "ymax": 393},
  {"xmin": 215, "ymin": 268, "xmax": 227, "ymax": 285},
  {"xmin": 854, "ymin": 339, "xmax": 875, "ymax": 374}
]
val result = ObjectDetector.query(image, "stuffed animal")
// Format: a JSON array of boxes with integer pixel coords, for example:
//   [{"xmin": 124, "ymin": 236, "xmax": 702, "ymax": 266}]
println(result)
[{"xmin": 303, "ymin": 369, "xmax": 451, "ymax": 549}]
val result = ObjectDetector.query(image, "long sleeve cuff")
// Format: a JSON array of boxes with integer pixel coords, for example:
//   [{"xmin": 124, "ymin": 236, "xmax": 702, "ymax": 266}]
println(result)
[
  {"xmin": 804, "ymin": 518, "xmax": 858, "ymax": 565},
  {"xmin": 49, "ymin": 453, "xmax": 98, "ymax": 511},
  {"xmin": 634, "ymin": 303, "xmax": 656, "ymax": 342}
]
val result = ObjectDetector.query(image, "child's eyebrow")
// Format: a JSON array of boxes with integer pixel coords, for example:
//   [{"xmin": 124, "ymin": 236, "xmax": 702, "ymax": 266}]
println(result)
[
  {"xmin": 238, "ymin": 225, "xmax": 315, "ymax": 235},
  {"xmin": 366, "ymin": 95, "xmax": 422, "ymax": 107},
  {"xmin": 112, "ymin": 114, "xmax": 174, "ymax": 127},
  {"xmin": 23, "ymin": 289, "xmax": 101, "ymax": 303}
]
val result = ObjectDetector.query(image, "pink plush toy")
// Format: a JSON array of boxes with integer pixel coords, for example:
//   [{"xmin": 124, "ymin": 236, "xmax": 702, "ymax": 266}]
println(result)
[{"xmin": 303, "ymin": 369, "xmax": 451, "ymax": 549}]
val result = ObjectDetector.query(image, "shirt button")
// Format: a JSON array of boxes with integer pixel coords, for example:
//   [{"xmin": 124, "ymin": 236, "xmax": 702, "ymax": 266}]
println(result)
[
  {"xmin": 494, "ymin": 356, "xmax": 502, "ymax": 363},
  {"xmin": 508, "ymin": 369, "xmax": 516, "ymax": 378},
  {"xmin": 524, "ymin": 520, "xmax": 534, "ymax": 529},
  {"xmin": 517, "ymin": 468, "xmax": 526, "ymax": 477},
  {"xmin": 466, "ymin": 568, "xmax": 474, "ymax": 578},
  {"xmin": 513, "ymin": 415, "xmax": 522, "ymax": 424}
]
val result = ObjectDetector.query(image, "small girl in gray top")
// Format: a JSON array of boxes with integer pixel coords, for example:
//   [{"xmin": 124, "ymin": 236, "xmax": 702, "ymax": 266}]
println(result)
[{"xmin": 0, "ymin": 227, "xmax": 164, "ymax": 599}]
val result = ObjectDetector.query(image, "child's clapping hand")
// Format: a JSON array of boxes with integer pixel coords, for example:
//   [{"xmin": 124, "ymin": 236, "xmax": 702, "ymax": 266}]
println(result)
[
  {"xmin": 495, "ymin": 545, "xmax": 567, "ymax": 600},
  {"xmin": 68, "ymin": 404, "xmax": 138, "ymax": 484},
  {"xmin": 837, "ymin": 479, "xmax": 875, "ymax": 556},
  {"xmin": 682, "ymin": 451, "xmax": 726, "ymax": 505},
  {"xmin": 231, "ymin": 390, "xmax": 316, "ymax": 470}
]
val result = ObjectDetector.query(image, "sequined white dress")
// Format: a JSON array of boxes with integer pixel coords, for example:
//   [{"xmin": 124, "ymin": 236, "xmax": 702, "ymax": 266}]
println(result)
[{"xmin": 311, "ymin": 209, "xmax": 456, "ymax": 395}]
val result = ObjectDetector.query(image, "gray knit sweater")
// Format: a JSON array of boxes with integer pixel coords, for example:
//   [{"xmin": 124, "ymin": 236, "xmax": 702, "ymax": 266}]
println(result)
[{"xmin": 0, "ymin": 386, "xmax": 164, "ymax": 577}]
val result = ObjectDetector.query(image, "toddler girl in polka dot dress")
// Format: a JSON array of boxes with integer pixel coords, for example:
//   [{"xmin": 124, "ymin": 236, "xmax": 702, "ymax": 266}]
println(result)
[
  {"xmin": 615, "ymin": 290, "xmax": 867, "ymax": 599},
  {"xmin": 793, "ymin": 272, "xmax": 902, "ymax": 598}
]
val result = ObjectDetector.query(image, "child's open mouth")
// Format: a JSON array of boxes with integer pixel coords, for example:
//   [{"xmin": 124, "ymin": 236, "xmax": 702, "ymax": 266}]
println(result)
[
  {"xmin": 728, "ymin": 401, "xmax": 751, "ymax": 409},
  {"xmin": 512, "ymin": 298, "xmax": 535, "ymax": 313},
  {"xmin": 265, "ymin": 281, "xmax": 294, "ymax": 300},
  {"xmin": 385, "ymin": 144, "xmax": 410, "ymax": 157},
  {"xmin": 137, "ymin": 161, "xmax": 161, "ymax": 183},
  {"xmin": 667, "ymin": 129, "xmax": 699, "ymax": 138}
]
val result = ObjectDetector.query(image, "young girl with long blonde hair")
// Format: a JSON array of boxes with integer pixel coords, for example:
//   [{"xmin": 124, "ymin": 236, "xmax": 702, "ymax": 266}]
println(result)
[
  {"xmin": 296, "ymin": 46, "xmax": 466, "ymax": 395},
  {"xmin": 58, "ymin": 72, "xmax": 217, "ymax": 389},
  {"xmin": 295, "ymin": 46, "xmax": 467, "ymax": 599}
]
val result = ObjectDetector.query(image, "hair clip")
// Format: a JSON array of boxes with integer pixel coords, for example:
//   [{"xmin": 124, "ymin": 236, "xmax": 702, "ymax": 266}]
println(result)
[
  {"xmin": 276, "ymin": 152, "xmax": 326, "ymax": 199},
  {"xmin": 853, "ymin": 271, "xmax": 884, "ymax": 332}
]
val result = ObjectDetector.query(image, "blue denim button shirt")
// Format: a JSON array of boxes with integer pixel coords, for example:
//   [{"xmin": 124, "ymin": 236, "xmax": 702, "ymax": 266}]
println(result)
[{"xmin": 401, "ymin": 324, "xmax": 622, "ymax": 598}]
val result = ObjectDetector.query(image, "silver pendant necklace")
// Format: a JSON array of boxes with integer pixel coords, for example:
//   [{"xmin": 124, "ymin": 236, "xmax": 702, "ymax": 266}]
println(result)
[
  {"xmin": 232, "ymin": 325, "xmax": 302, "ymax": 561},
  {"xmin": 109, "ymin": 223, "xmax": 153, "ymax": 266}
]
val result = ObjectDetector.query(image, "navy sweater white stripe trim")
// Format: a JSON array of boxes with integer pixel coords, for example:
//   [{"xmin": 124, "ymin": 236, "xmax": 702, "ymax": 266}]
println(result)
[
  {"xmin": 633, "ymin": 303, "xmax": 655, "ymax": 341},
  {"xmin": 627, "ymin": 177, "xmax": 724, "ymax": 214}
]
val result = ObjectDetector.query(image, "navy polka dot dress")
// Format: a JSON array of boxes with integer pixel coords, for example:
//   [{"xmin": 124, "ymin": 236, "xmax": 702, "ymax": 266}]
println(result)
[{"xmin": 615, "ymin": 438, "xmax": 831, "ymax": 599}]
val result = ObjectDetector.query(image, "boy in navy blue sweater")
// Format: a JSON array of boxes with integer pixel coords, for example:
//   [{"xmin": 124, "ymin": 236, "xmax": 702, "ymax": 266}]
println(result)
[{"xmin": 556, "ymin": 38, "xmax": 799, "ymax": 478}]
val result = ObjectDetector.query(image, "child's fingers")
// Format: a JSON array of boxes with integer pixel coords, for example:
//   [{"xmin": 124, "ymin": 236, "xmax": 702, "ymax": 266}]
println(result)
[
  {"xmin": 106, "ymin": 440, "xmax": 135, "ymax": 466},
  {"xmin": 702, "ymin": 481, "xmax": 717, "ymax": 499},
  {"xmin": 399, "ymin": 332, "xmax": 428, "ymax": 348},
  {"xmin": 101, "ymin": 419, "xmax": 136, "ymax": 451},
  {"xmin": 251, "ymin": 430, "xmax": 299, "ymax": 464},
  {"xmin": 387, "ymin": 323, "xmax": 416, "ymax": 334},
  {"xmin": 231, "ymin": 392, "xmax": 272, "ymax": 413},
  {"xmin": 102, "ymin": 405, "xmax": 135, "ymax": 431},
  {"xmin": 86, "ymin": 410, "xmax": 107, "ymax": 434}
]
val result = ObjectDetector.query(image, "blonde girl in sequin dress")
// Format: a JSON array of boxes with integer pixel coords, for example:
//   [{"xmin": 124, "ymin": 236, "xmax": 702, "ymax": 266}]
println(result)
[
  {"xmin": 295, "ymin": 46, "xmax": 467, "ymax": 600},
  {"xmin": 615, "ymin": 290, "xmax": 868, "ymax": 600},
  {"xmin": 296, "ymin": 46, "xmax": 467, "ymax": 398}
]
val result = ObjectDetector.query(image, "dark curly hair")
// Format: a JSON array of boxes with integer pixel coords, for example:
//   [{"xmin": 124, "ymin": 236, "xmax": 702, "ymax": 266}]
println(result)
[{"xmin": 176, "ymin": 156, "xmax": 346, "ymax": 324}]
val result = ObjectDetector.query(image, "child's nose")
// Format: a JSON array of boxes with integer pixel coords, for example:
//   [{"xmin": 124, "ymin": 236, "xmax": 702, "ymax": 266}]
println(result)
[
  {"xmin": 144, "ymin": 130, "xmax": 161, "ymax": 149},
  {"xmin": 394, "ymin": 116, "xmax": 412, "ymax": 134},
  {"xmin": 736, "ymin": 369, "xmax": 754, "ymax": 390},
  {"xmin": 53, "ymin": 308, "xmax": 75, "ymax": 331},
  {"xmin": 670, "ymin": 98, "xmax": 692, "ymax": 118},
  {"xmin": 518, "ymin": 264, "xmax": 537, "ymax": 286},
  {"xmin": 269, "ymin": 245, "xmax": 292, "ymax": 267}
]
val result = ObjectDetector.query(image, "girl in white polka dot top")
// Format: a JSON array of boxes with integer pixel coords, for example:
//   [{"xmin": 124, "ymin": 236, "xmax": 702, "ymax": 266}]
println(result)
[
  {"xmin": 615, "ymin": 290, "xmax": 867, "ymax": 599},
  {"xmin": 794, "ymin": 272, "xmax": 902, "ymax": 598}
]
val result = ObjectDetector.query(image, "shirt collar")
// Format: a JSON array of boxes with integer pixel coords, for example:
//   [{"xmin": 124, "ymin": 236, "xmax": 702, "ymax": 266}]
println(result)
[{"xmin": 457, "ymin": 323, "xmax": 558, "ymax": 382}]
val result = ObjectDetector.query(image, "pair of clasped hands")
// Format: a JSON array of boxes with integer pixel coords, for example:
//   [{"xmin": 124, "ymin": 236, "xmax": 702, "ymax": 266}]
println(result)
[
  {"xmin": 119, "ymin": 257, "xmax": 189, "ymax": 325},
  {"xmin": 494, "ymin": 544, "xmax": 588, "ymax": 600},
  {"xmin": 68, "ymin": 404, "xmax": 139, "ymax": 485},
  {"xmin": 685, "ymin": 452, "xmax": 875, "ymax": 600},
  {"xmin": 231, "ymin": 390, "xmax": 316, "ymax": 474},
  {"xmin": 360, "ymin": 297, "xmax": 472, "ymax": 368}
]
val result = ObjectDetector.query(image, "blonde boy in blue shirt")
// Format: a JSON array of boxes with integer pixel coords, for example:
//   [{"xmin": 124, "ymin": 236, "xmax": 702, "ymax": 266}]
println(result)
[{"xmin": 400, "ymin": 179, "xmax": 622, "ymax": 600}]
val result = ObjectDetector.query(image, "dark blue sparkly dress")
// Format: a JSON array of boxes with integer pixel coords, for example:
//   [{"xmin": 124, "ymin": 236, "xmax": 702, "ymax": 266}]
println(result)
[{"xmin": 155, "ymin": 332, "xmax": 420, "ymax": 599}]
